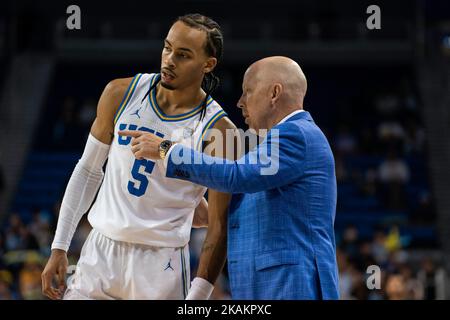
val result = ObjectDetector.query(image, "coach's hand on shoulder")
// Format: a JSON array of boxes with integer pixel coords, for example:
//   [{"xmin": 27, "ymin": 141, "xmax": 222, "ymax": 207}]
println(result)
[
  {"xmin": 41, "ymin": 249, "xmax": 68, "ymax": 300},
  {"xmin": 118, "ymin": 130, "xmax": 164, "ymax": 160}
]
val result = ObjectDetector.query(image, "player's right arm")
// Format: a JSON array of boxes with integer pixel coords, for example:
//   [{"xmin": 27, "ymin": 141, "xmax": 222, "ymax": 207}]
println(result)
[
  {"xmin": 41, "ymin": 77, "xmax": 132, "ymax": 300},
  {"xmin": 90, "ymin": 77, "xmax": 134, "ymax": 144}
]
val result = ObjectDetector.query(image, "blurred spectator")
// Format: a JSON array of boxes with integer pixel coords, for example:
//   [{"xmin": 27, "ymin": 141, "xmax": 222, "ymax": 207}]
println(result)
[
  {"xmin": 378, "ymin": 120, "xmax": 405, "ymax": 151},
  {"xmin": 351, "ymin": 279, "xmax": 369, "ymax": 300},
  {"xmin": 18, "ymin": 252, "xmax": 45, "ymax": 300},
  {"xmin": 28, "ymin": 208, "xmax": 53, "ymax": 255},
  {"xmin": 399, "ymin": 264, "xmax": 424, "ymax": 300},
  {"xmin": 385, "ymin": 274, "xmax": 408, "ymax": 300},
  {"xmin": 378, "ymin": 150, "xmax": 410, "ymax": 210},
  {"xmin": 371, "ymin": 230, "xmax": 389, "ymax": 266},
  {"xmin": 354, "ymin": 241, "xmax": 377, "ymax": 272},
  {"xmin": 417, "ymin": 258, "xmax": 447, "ymax": 300},
  {"xmin": 337, "ymin": 248, "xmax": 353, "ymax": 299},
  {"xmin": 378, "ymin": 121, "xmax": 406, "ymax": 142},
  {"xmin": 378, "ymin": 151, "xmax": 410, "ymax": 184},
  {"xmin": 4, "ymin": 214, "xmax": 39, "ymax": 251},
  {"xmin": 337, "ymin": 248, "xmax": 361, "ymax": 300},
  {"xmin": 5, "ymin": 214, "xmax": 23, "ymax": 250},
  {"xmin": 385, "ymin": 225, "xmax": 402, "ymax": 253},
  {"xmin": 340, "ymin": 225, "xmax": 359, "ymax": 260},
  {"xmin": 387, "ymin": 249, "xmax": 410, "ymax": 273},
  {"xmin": 0, "ymin": 270, "xmax": 14, "ymax": 300}
]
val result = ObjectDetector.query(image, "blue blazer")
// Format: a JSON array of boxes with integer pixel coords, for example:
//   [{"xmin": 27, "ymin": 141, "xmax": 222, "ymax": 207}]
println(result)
[{"xmin": 166, "ymin": 111, "xmax": 339, "ymax": 300}]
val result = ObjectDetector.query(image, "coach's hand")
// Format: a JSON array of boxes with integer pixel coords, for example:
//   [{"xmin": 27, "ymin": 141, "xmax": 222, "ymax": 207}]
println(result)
[
  {"xmin": 119, "ymin": 130, "xmax": 164, "ymax": 160},
  {"xmin": 41, "ymin": 249, "xmax": 68, "ymax": 300}
]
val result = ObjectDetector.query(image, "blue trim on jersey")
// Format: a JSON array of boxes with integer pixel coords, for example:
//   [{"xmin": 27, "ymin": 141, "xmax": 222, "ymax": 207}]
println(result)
[
  {"xmin": 113, "ymin": 73, "xmax": 143, "ymax": 124},
  {"xmin": 148, "ymin": 73, "xmax": 214, "ymax": 122},
  {"xmin": 195, "ymin": 109, "xmax": 228, "ymax": 150}
]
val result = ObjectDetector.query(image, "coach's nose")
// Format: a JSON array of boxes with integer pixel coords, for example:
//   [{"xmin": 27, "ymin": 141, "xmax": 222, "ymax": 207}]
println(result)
[{"xmin": 237, "ymin": 94, "xmax": 245, "ymax": 110}]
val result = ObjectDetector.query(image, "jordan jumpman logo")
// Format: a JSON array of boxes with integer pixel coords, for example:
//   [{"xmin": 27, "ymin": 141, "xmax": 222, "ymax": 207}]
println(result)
[
  {"xmin": 164, "ymin": 259, "xmax": 174, "ymax": 271},
  {"xmin": 131, "ymin": 107, "xmax": 142, "ymax": 119}
]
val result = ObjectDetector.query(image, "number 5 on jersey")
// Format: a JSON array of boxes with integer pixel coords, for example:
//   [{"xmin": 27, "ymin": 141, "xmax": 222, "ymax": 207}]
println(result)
[
  {"xmin": 128, "ymin": 159, "xmax": 155, "ymax": 197},
  {"xmin": 118, "ymin": 123, "xmax": 164, "ymax": 197}
]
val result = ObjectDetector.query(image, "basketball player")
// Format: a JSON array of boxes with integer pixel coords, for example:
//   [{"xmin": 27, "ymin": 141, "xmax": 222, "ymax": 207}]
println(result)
[{"xmin": 41, "ymin": 14, "xmax": 235, "ymax": 300}]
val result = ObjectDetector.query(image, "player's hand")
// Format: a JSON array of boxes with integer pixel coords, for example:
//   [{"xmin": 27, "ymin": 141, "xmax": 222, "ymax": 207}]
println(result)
[
  {"xmin": 41, "ymin": 249, "xmax": 68, "ymax": 300},
  {"xmin": 118, "ymin": 130, "xmax": 164, "ymax": 160}
]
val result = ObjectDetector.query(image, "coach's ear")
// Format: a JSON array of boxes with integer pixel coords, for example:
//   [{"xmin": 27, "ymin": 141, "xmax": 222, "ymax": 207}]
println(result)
[
  {"xmin": 270, "ymin": 83, "xmax": 283, "ymax": 105},
  {"xmin": 204, "ymin": 57, "xmax": 217, "ymax": 74}
]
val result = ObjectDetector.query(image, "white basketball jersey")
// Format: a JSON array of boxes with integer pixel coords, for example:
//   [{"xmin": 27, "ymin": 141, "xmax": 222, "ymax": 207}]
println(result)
[{"xmin": 88, "ymin": 73, "xmax": 227, "ymax": 247}]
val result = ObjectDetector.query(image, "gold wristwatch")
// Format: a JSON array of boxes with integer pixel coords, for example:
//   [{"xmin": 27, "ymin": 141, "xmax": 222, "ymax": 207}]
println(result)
[{"xmin": 158, "ymin": 140, "xmax": 174, "ymax": 160}]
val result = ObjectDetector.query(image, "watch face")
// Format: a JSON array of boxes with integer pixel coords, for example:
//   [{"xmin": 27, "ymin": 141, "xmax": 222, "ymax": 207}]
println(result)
[
  {"xmin": 159, "ymin": 140, "xmax": 171, "ymax": 159},
  {"xmin": 161, "ymin": 140, "xmax": 172, "ymax": 149}
]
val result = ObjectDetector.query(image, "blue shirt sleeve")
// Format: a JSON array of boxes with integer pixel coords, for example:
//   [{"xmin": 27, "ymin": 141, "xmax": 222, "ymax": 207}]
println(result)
[{"xmin": 165, "ymin": 122, "xmax": 306, "ymax": 193}]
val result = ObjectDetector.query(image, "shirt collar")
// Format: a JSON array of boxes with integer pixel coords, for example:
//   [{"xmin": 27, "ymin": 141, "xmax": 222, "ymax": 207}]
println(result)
[{"xmin": 276, "ymin": 109, "xmax": 305, "ymax": 126}]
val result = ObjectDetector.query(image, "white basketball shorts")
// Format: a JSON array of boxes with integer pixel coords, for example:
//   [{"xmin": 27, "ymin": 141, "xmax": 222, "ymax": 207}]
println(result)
[{"xmin": 63, "ymin": 228, "xmax": 190, "ymax": 299}]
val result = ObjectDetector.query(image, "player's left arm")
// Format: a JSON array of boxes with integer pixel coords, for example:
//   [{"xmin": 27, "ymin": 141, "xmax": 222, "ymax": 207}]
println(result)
[
  {"xmin": 186, "ymin": 116, "xmax": 238, "ymax": 299},
  {"xmin": 192, "ymin": 197, "xmax": 208, "ymax": 228}
]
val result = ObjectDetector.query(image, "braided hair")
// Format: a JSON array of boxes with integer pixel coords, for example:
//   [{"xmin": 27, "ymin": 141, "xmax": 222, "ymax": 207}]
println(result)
[{"xmin": 142, "ymin": 14, "xmax": 223, "ymax": 121}]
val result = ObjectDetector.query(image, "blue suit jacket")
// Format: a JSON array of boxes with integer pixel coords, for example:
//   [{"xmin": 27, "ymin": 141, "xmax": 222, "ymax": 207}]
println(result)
[{"xmin": 166, "ymin": 111, "xmax": 339, "ymax": 300}]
